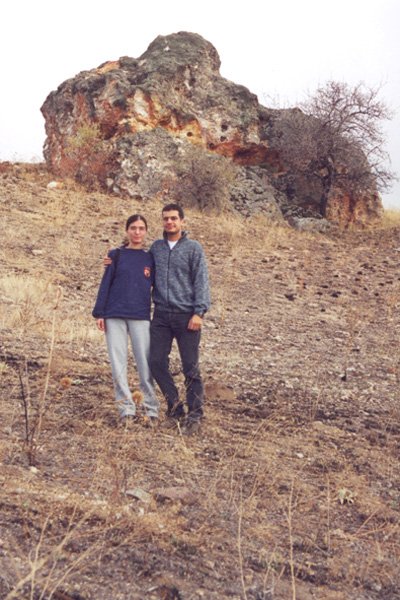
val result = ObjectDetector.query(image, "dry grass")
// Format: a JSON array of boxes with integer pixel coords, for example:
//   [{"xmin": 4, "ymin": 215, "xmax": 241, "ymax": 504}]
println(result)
[{"xmin": 379, "ymin": 207, "xmax": 400, "ymax": 229}]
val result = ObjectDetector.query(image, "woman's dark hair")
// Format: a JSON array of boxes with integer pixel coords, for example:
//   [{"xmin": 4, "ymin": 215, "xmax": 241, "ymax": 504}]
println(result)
[{"xmin": 125, "ymin": 214, "xmax": 148, "ymax": 231}]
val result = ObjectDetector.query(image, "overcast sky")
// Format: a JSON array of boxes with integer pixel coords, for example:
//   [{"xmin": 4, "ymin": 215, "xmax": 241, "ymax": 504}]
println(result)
[{"xmin": 1, "ymin": 0, "xmax": 399, "ymax": 207}]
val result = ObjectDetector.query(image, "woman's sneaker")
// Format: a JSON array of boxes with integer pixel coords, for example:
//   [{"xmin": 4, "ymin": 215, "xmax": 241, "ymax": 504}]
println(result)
[
  {"xmin": 143, "ymin": 415, "xmax": 159, "ymax": 429},
  {"xmin": 121, "ymin": 415, "xmax": 139, "ymax": 430}
]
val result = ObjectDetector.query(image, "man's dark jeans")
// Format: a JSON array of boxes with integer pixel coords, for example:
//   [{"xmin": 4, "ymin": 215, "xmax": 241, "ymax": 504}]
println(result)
[{"xmin": 150, "ymin": 309, "xmax": 204, "ymax": 421}]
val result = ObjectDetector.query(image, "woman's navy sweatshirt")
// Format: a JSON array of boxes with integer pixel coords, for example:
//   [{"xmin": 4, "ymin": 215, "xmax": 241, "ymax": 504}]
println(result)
[{"xmin": 92, "ymin": 248, "xmax": 154, "ymax": 320}]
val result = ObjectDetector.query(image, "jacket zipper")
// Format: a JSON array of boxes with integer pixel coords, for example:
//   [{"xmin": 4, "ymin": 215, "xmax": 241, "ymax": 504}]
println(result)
[
  {"xmin": 165, "ymin": 236, "xmax": 184, "ymax": 310},
  {"xmin": 166, "ymin": 243, "xmax": 171, "ymax": 308}
]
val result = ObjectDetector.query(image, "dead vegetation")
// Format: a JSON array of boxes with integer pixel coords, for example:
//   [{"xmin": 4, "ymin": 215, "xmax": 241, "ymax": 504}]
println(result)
[{"xmin": 0, "ymin": 163, "xmax": 399, "ymax": 599}]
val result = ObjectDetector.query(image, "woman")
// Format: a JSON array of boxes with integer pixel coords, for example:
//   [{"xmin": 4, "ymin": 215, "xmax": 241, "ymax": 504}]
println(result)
[{"xmin": 92, "ymin": 214, "xmax": 158, "ymax": 425}]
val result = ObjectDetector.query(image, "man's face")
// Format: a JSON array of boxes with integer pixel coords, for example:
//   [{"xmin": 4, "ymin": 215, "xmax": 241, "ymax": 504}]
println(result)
[{"xmin": 162, "ymin": 210, "xmax": 184, "ymax": 237}]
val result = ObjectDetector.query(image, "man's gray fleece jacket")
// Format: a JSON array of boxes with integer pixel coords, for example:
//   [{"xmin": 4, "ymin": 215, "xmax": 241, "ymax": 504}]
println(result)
[{"xmin": 150, "ymin": 232, "xmax": 211, "ymax": 315}]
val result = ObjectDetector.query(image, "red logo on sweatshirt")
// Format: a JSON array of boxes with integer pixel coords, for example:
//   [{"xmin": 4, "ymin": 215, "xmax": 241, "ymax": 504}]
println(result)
[{"xmin": 144, "ymin": 267, "xmax": 151, "ymax": 278}]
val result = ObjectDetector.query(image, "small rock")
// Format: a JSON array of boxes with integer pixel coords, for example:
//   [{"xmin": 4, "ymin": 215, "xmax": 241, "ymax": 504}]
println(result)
[
  {"xmin": 126, "ymin": 488, "xmax": 152, "ymax": 503},
  {"xmin": 332, "ymin": 528, "xmax": 347, "ymax": 539},
  {"xmin": 47, "ymin": 180, "xmax": 64, "ymax": 189},
  {"xmin": 154, "ymin": 486, "xmax": 197, "ymax": 505}
]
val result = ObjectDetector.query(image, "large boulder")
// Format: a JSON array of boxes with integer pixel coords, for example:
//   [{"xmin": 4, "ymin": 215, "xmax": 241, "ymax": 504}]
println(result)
[{"xmin": 41, "ymin": 31, "xmax": 382, "ymax": 227}]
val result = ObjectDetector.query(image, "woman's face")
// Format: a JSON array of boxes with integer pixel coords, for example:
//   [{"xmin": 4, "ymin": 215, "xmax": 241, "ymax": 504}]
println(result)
[{"xmin": 126, "ymin": 219, "xmax": 147, "ymax": 246}]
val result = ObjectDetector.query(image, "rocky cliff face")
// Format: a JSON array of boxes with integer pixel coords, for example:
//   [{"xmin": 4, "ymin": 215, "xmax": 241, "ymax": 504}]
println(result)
[{"xmin": 41, "ymin": 31, "xmax": 383, "ymax": 227}]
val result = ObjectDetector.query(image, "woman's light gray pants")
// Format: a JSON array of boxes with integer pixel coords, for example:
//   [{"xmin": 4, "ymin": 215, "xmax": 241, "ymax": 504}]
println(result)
[{"xmin": 105, "ymin": 318, "xmax": 159, "ymax": 418}]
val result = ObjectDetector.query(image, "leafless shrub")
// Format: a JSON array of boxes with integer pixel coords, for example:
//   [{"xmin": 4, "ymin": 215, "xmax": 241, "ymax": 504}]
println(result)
[
  {"xmin": 171, "ymin": 144, "xmax": 237, "ymax": 212},
  {"xmin": 16, "ymin": 287, "xmax": 62, "ymax": 465},
  {"xmin": 64, "ymin": 121, "xmax": 113, "ymax": 189}
]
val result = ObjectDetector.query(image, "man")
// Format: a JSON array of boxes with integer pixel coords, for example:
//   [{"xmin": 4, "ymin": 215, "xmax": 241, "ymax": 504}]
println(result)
[{"xmin": 149, "ymin": 203, "xmax": 211, "ymax": 434}]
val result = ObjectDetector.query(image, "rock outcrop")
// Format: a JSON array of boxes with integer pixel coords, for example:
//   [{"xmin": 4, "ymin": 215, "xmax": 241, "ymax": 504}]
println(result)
[{"xmin": 41, "ymin": 31, "xmax": 383, "ymax": 227}]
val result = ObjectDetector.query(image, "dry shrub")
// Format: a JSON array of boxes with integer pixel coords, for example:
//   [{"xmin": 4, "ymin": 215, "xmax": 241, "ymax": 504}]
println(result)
[
  {"xmin": 211, "ymin": 210, "xmax": 305, "ymax": 257},
  {"xmin": 172, "ymin": 144, "xmax": 236, "ymax": 212},
  {"xmin": 380, "ymin": 208, "xmax": 400, "ymax": 229},
  {"xmin": 0, "ymin": 275, "xmax": 60, "ymax": 336},
  {"xmin": 64, "ymin": 122, "xmax": 113, "ymax": 190}
]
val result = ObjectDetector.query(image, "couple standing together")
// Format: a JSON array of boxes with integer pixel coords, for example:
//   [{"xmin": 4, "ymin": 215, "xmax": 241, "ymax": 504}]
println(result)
[{"xmin": 92, "ymin": 203, "xmax": 211, "ymax": 434}]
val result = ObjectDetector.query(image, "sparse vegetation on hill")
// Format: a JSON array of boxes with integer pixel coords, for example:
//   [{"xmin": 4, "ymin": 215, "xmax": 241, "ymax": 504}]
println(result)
[{"xmin": 1, "ymin": 163, "xmax": 399, "ymax": 599}]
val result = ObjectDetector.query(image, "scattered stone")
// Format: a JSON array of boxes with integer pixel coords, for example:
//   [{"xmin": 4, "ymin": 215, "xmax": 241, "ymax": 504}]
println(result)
[
  {"xmin": 126, "ymin": 488, "xmax": 152, "ymax": 504},
  {"xmin": 204, "ymin": 381, "xmax": 236, "ymax": 402},
  {"xmin": 46, "ymin": 180, "xmax": 64, "ymax": 189},
  {"xmin": 288, "ymin": 216, "xmax": 336, "ymax": 233},
  {"xmin": 154, "ymin": 486, "xmax": 197, "ymax": 505},
  {"xmin": 338, "ymin": 488, "xmax": 356, "ymax": 505}
]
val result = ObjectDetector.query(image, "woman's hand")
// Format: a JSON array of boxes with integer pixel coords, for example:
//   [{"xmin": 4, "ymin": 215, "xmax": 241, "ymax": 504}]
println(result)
[{"xmin": 96, "ymin": 318, "xmax": 106, "ymax": 332}]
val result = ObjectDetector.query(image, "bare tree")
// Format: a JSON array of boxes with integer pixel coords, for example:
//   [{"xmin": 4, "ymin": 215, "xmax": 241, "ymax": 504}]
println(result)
[{"xmin": 273, "ymin": 81, "xmax": 395, "ymax": 216}]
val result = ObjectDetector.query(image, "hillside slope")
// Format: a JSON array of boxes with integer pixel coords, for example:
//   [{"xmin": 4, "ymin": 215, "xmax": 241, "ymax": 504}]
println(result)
[{"xmin": 0, "ymin": 164, "xmax": 399, "ymax": 599}]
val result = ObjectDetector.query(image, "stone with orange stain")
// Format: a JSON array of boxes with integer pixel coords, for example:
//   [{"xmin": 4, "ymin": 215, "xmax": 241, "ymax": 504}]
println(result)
[
  {"xmin": 96, "ymin": 60, "xmax": 120, "ymax": 74},
  {"xmin": 326, "ymin": 188, "xmax": 383, "ymax": 228}
]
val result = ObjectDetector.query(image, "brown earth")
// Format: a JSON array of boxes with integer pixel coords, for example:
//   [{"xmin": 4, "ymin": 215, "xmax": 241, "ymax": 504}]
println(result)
[{"xmin": 0, "ymin": 163, "xmax": 399, "ymax": 599}]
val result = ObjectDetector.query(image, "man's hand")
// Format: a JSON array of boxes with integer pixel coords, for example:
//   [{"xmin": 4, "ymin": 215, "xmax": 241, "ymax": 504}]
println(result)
[
  {"xmin": 97, "ymin": 318, "xmax": 106, "ymax": 332},
  {"xmin": 188, "ymin": 314, "xmax": 203, "ymax": 331},
  {"xmin": 103, "ymin": 255, "xmax": 112, "ymax": 267}
]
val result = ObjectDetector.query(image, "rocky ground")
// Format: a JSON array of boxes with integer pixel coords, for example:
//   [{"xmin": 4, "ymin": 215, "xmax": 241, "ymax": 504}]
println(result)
[{"xmin": 0, "ymin": 163, "xmax": 399, "ymax": 599}]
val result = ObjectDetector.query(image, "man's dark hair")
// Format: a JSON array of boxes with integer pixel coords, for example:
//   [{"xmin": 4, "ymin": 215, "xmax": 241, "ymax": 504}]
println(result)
[
  {"xmin": 125, "ymin": 214, "xmax": 148, "ymax": 231},
  {"xmin": 162, "ymin": 203, "xmax": 184, "ymax": 219}
]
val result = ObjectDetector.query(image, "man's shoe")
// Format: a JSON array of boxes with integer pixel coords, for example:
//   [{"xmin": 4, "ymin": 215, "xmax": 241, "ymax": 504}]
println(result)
[
  {"xmin": 164, "ymin": 416, "xmax": 183, "ymax": 430},
  {"xmin": 182, "ymin": 418, "xmax": 202, "ymax": 436},
  {"xmin": 166, "ymin": 406, "xmax": 185, "ymax": 419},
  {"xmin": 164, "ymin": 407, "xmax": 185, "ymax": 428}
]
